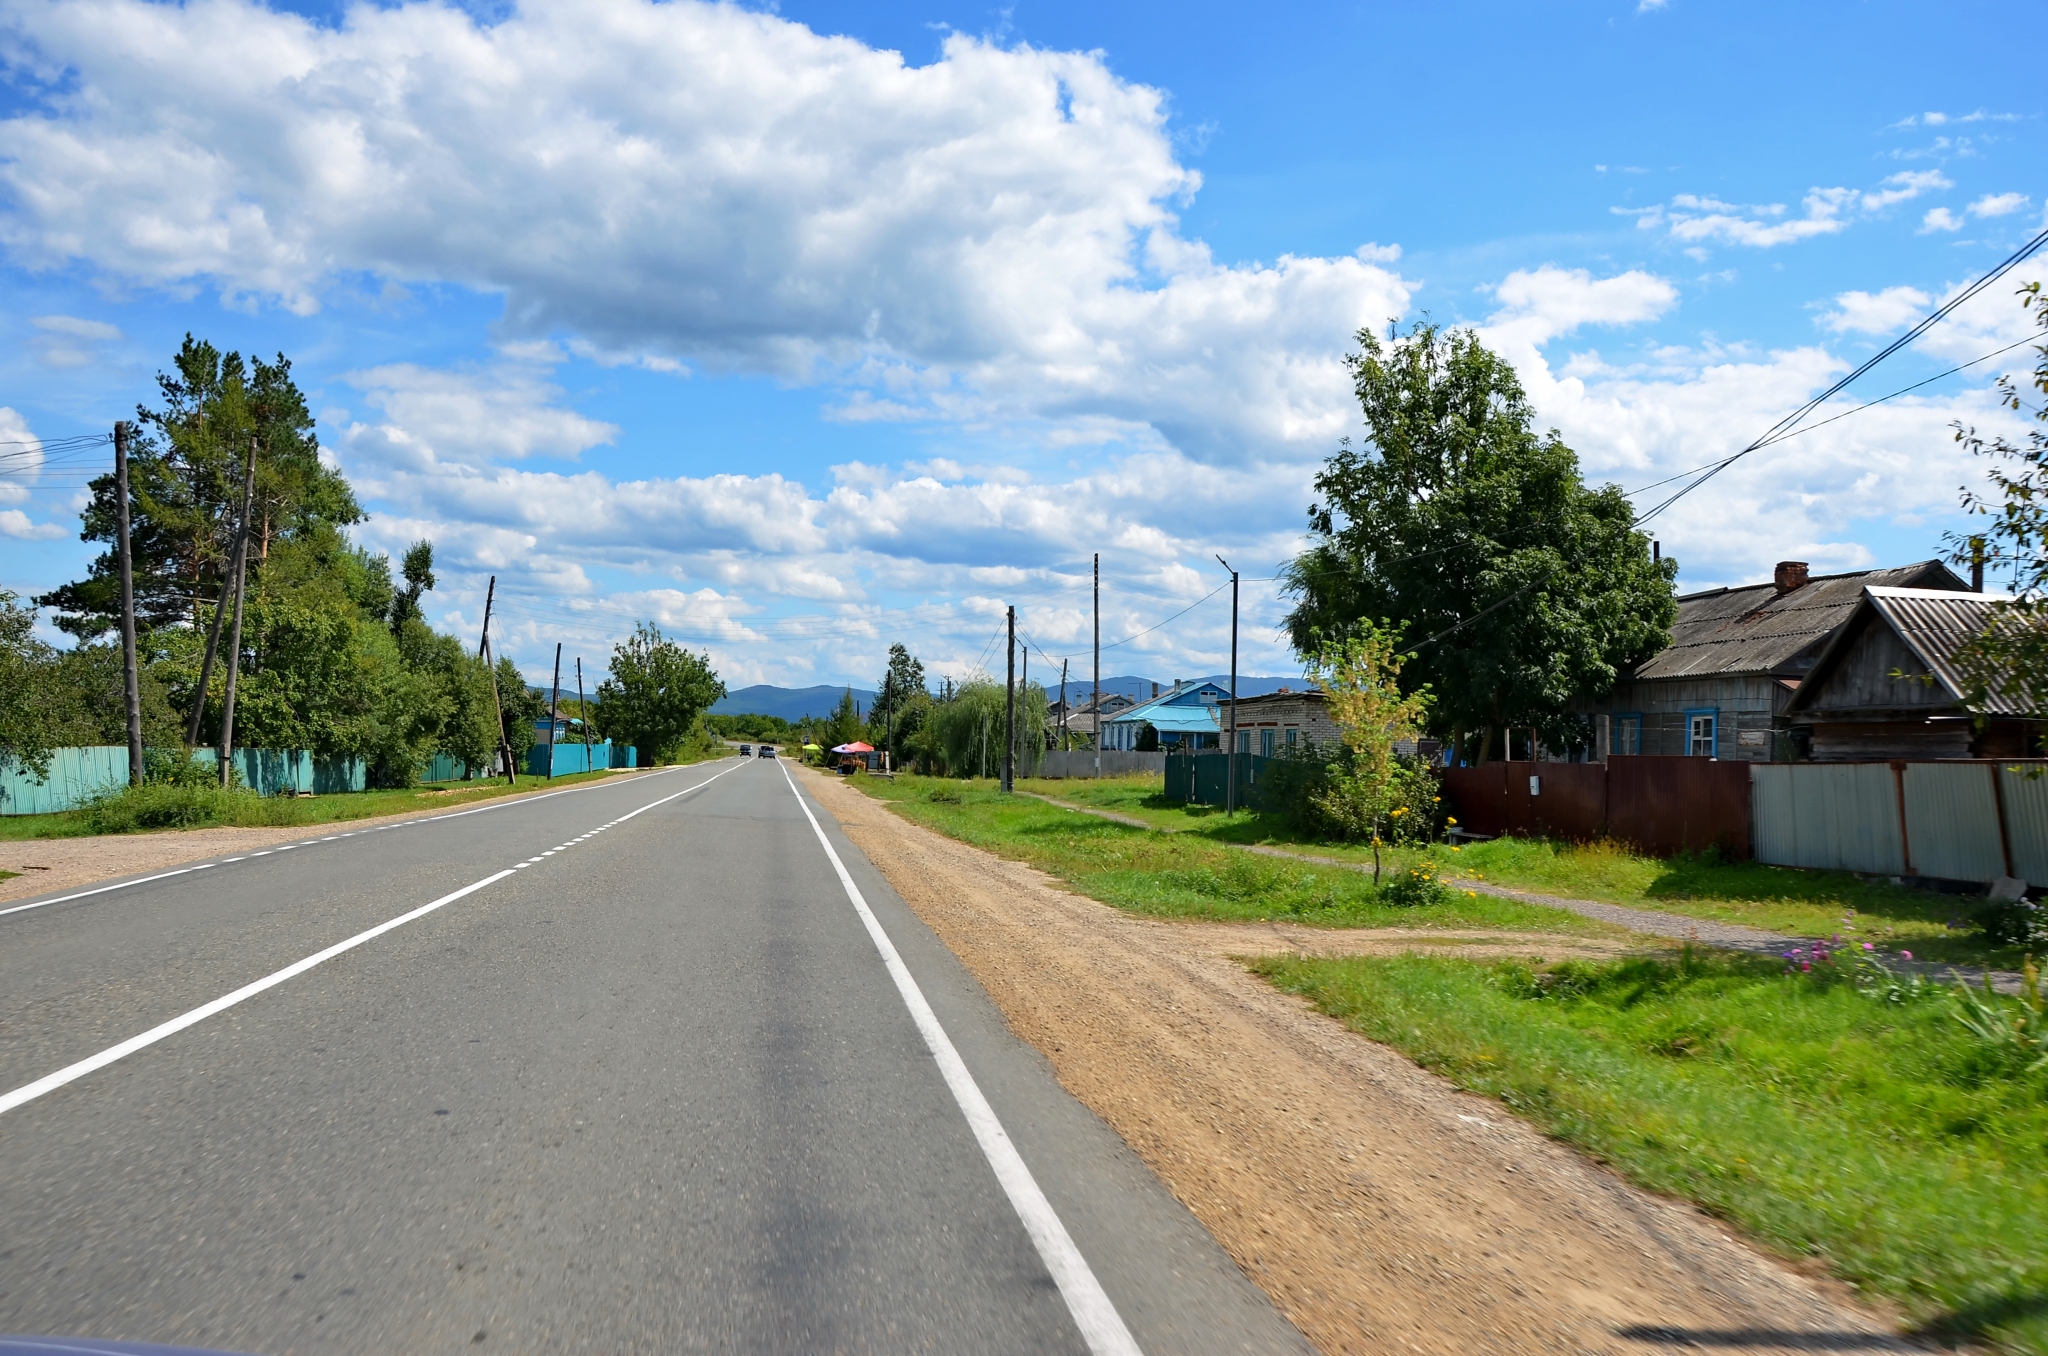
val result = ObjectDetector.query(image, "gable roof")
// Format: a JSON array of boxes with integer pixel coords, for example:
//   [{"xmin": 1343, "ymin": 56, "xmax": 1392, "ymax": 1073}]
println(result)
[
  {"xmin": 1786, "ymin": 586, "xmax": 2036, "ymax": 717},
  {"xmin": 1634, "ymin": 560, "xmax": 1968, "ymax": 681}
]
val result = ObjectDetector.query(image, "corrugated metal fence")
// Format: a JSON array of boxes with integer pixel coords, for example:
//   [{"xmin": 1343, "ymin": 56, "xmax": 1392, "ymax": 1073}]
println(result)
[
  {"xmin": 1442, "ymin": 756, "xmax": 1751, "ymax": 859},
  {"xmin": 527, "ymin": 741, "xmax": 636, "ymax": 777},
  {"xmin": 1, "ymin": 746, "xmax": 367, "ymax": 815},
  {"xmin": 1751, "ymin": 760, "xmax": 2046, "ymax": 886},
  {"xmin": 1036, "ymin": 750, "xmax": 1167, "ymax": 779},
  {"xmin": 1161, "ymin": 751, "xmax": 1273, "ymax": 807}
]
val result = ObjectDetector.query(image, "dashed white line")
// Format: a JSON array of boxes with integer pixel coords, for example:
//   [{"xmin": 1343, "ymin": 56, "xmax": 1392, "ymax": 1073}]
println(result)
[{"xmin": 0, "ymin": 760, "xmax": 750, "ymax": 1117}]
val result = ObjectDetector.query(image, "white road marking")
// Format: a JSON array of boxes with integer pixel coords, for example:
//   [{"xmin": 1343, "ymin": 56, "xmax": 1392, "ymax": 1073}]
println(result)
[
  {"xmin": 0, "ymin": 760, "xmax": 749, "ymax": 924},
  {"xmin": 0, "ymin": 761, "xmax": 748, "ymax": 1118},
  {"xmin": 777, "ymin": 762, "xmax": 1143, "ymax": 1356}
]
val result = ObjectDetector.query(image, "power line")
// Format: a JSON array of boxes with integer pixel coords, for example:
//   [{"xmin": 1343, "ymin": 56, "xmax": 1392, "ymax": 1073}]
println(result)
[{"xmin": 1637, "ymin": 223, "xmax": 2048, "ymax": 525}]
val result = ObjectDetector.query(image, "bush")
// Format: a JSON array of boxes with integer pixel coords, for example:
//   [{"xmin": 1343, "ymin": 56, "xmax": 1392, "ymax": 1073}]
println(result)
[
  {"xmin": 1259, "ymin": 741, "xmax": 1442, "ymax": 843},
  {"xmin": 1976, "ymin": 896, "xmax": 2048, "ymax": 948},
  {"xmin": 78, "ymin": 781, "xmax": 283, "ymax": 833},
  {"xmin": 1380, "ymin": 857, "xmax": 1453, "ymax": 907}
]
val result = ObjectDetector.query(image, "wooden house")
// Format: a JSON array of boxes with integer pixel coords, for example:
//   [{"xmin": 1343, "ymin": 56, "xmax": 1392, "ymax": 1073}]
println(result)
[
  {"xmin": 1573, "ymin": 559, "xmax": 1969, "ymax": 761},
  {"xmin": 1783, "ymin": 587, "xmax": 2042, "ymax": 759}
]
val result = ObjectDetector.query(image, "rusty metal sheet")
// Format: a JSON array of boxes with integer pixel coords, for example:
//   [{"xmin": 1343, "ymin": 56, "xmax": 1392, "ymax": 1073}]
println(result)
[
  {"xmin": 1902, "ymin": 763, "xmax": 2006, "ymax": 883},
  {"xmin": 1608, "ymin": 756, "xmax": 1751, "ymax": 858},
  {"xmin": 1442, "ymin": 765, "xmax": 1508, "ymax": 837},
  {"xmin": 1503, "ymin": 762, "xmax": 1607, "ymax": 841},
  {"xmin": 1998, "ymin": 763, "xmax": 2048, "ymax": 887}
]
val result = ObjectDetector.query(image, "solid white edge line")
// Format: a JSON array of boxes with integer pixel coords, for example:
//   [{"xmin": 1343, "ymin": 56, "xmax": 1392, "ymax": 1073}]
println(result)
[
  {"xmin": 0, "ymin": 762, "xmax": 750, "ymax": 1118},
  {"xmin": 0, "ymin": 758, "xmax": 752, "ymax": 924},
  {"xmin": 776, "ymin": 762, "xmax": 1143, "ymax": 1356}
]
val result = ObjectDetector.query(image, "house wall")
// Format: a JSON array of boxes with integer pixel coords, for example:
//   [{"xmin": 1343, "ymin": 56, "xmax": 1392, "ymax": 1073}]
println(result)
[
  {"xmin": 1581, "ymin": 674, "xmax": 1795, "ymax": 761},
  {"xmin": 1798, "ymin": 621, "xmax": 1954, "ymax": 715},
  {"xmin": 1220, "ymin": 694, "xmax": 1340, "ymax": 752}
]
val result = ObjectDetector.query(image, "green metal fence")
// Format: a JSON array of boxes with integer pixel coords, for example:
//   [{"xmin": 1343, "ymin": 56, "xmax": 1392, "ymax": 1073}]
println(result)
[
  {"xmin": 1162, "ymin": 751, "xmax": 1273, "ymax": 808},
  {"xmin": 0, "ymin": 746, "xmax": 367, "ymax": 815}
]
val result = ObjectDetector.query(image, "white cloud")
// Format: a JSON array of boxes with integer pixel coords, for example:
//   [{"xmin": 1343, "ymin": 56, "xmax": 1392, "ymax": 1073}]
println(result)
[
  {"xmin": 1920, "ymin": 207, "xmax": 1965, "ymax": 234},
  {"xmin": 30, "ymin": 315, "xmax": 121, "ymax": 340},
  {"xmin": 0, "ymin": 0, "xmax": 1409, "ymax": 467},
  {"xmin": 0, "ymin": 507, "xmax": 67, "ymax": 539},
  {"xmin": 1861, "ymin": 170, "xmax": 1951, "ymax": 211},
  {"xmin": 1479, "ymin": 265, "xmax": 1679, "ymax": 361},
  {"xmin": 1819, "ymin": 286, "xmax": 1930, "ymax": 335},
  {"xmin": 342, "ymin": 358, "xmax": 619, "ymax": 465},
  {"xmin": 1639, "ymin": 171, "xmax": 1954, "ymax": 252},
  {"xmin": 1970, "ymin": 192, "xmax": 2030, "ymax": 219}
]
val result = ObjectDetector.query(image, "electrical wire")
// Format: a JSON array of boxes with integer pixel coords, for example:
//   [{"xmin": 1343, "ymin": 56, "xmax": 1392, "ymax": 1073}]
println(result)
[{"xmin": 1636, "ymin": 223, "xmax": 2048, "ymax": 525}]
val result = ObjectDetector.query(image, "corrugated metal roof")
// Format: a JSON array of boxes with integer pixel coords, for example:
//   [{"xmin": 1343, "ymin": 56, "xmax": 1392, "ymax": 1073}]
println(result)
[
  {"xmin": 1864, "ymin": 587, "xmax": 2032, "ymax": 715},
  {"xmin": 1633, "ymin": 560, "xmax": 1965, "ymax": 680},
  {"xmin": 1106, "ymin": 702, "xmax": 1220, "ymax": 734}
]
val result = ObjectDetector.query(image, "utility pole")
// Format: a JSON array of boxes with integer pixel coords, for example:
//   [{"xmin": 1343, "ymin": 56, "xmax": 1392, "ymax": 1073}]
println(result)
[
  {"xmin": 547, "ymin": 641, "xmax": 563, "ymax": 781},
  {"xmin": 113, "ymin": 421, "xmax": 143, "ymax": 786},
  {"xmin": 1003, "ymin": 605, "xmax": 1016, "ymax": 792},
  {"xmin": 216, "ymin": 439, "xmax": 258, "ymax": 787},
  {"xmin": 1217, "ymin": 555, "xmax": 1238, "ymax": 815},
  {"xmin": 1021, "ymin": 642, "xmax": 1028, "ymax": 774},
  {"xmin": 1091, "ymin": 552, "xmax": 1100, "ymax": 780},
  {"xmin": 478, "ymin": 576, "xmax": 516, "ymax": 786},
  {"xmin": 576, "ymin": 657, "xmax": 590, "ymax": 754},
  {"xmin": 1060, "ymin": 657, "xmax": 1069, "ymax": 751}
]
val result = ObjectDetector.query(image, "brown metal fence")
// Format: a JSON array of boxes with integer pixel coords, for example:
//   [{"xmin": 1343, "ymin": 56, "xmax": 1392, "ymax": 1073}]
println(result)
[{"xmin": 1441, "ymin": 756, "xmax": 1751, "ymax": 859}]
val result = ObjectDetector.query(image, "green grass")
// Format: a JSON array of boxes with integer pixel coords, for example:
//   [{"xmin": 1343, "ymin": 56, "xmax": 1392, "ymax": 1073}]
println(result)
[
  {"xmin": 852, "ymin": 775, "xmax": 1611, "ymax": 933},
  {"xmin": 1254, "ymin": 949, "xmax": 2048, "ymax": 1354},
  {"xmin": 1016, "ymin": 775, "xmax": 2012, "ymax": 967},
  {"xmin": 0, "ymin": 763, "xmax": 678, "ymax": 839}
]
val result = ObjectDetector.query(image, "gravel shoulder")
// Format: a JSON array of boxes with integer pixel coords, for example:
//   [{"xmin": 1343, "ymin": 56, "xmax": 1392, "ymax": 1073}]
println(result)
[
  {"xmin": 808, "ymin": 767, "xmax": 1910, "ymax": 1356},
  {"xmin": 0, "ymin": 769, "xmax": 667, "ymax": 905}
]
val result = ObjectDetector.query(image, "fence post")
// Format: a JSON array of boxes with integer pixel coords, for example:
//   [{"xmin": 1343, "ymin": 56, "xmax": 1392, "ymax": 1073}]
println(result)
[
  {"xmin": 1989, "ymin": 762, "xmax": 2017, "ymax": 881},
  {"xmin": 1891, "ymin": 761, "xmax": 1915, "ymax": 877}
]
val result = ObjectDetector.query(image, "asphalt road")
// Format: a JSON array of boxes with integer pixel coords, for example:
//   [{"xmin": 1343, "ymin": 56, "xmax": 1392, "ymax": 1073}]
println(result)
[{"xmin": 0, "ymin": 759, "xmax": 1312, "ymax": 1355}]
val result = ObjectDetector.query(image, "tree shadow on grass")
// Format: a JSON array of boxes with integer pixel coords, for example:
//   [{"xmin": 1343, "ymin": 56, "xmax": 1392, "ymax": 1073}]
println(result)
[
  {"xmin": 1906, "ymin": 1290, "xmax": 2048, "ymax": 1348},
  {"xmin": 1644, "ymin": 855, "xmax": 1970, "ymax": 928}
]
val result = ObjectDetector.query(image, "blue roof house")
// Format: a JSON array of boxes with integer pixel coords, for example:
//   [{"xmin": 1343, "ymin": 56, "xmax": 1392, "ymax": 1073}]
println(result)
[{"xmin": 1101, "ymin": 680, "xmax": 1230, "ymax": 751}]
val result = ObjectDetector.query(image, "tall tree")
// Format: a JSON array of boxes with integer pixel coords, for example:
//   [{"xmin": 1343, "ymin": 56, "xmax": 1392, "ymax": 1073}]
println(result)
[
  {"xmin": 1948, "ymin": 281, "xmax": 2048, "ymax": 719},
  {"xmin": 388, "ymin": 540, "xmax": 437, "ymax": 637},
  {"xmin": 594, "ymin": 623, "xmax": 726, "ymax": 763},
  {"xmin": 874, "ymin": 643, "xmax": 926, "ymax": 722},
  {"xmin": 1283, "ymin": 321, "xmax": 1675, "ymax": 762},
  {"xmin": 38, "ymin": 336, "xmax": 360, "ymax": 641}
]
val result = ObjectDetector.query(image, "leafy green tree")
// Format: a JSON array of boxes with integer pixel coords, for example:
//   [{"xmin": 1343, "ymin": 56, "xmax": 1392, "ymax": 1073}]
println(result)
[
  {"xmin": 594, "ymin": 623, "xmax": 726, "ymax": 763},
  {"xmin": 40, "ymin": 336, "xmax": 360, "ymax": 640},
  {"xmin": 495, "ymin": 655, "xmax": 549, "ymax": 757},
  {"xmin": 0, "ymin": 591, "xmax": 57, "ymax": 780},
  {"xmin": 1282, "ymin": 321, "xmax": 1676, "ymax": 762},
  {"xmin": 1949, "ymin": 281, "xmax": 2048, "ymax": 721},
  {"xmin": 1307, "ymin": 620, "xmax": 1434, "ymax": 880},
  {"xmin": 388, "ymin": 541, "xmax": 435, "ymax": 637}
]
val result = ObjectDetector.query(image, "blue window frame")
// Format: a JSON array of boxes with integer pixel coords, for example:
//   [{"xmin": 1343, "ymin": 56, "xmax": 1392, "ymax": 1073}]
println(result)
[{"xmin": 1684, "ymin": 708, "xmax": 1718, "ymax": 758}]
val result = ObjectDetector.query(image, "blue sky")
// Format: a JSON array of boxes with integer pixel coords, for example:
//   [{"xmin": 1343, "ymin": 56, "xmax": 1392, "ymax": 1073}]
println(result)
[{"xmin": 0, "ymin": 0, "xmax": 2041, "ymax": 691}]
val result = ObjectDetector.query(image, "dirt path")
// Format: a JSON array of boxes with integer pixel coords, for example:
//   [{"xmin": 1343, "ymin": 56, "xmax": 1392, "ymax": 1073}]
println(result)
[
  {"xmin": 807, "ymin": 767, "xmax": 1910, "ymax": 1356},
  {"xmin": 0, "ymin": 769, "xmax": 666, "ymax": 905}
]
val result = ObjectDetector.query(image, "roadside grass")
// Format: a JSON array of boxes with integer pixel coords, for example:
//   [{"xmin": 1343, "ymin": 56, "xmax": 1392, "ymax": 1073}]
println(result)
[
  {"xmin": 0, "ymin": 763, "xmax": 681, "ymax": 839},
  {"xmin": 1253, "ymin": 949, "xmax": 2048, "ymax": 1354},
  {"xmin": 1015, "ymin": 775, "xmax": 2010, "ymax": 967},
  {"xmin": 851, "ymin": 774, "xmax": 1614, "ymax": 934}
]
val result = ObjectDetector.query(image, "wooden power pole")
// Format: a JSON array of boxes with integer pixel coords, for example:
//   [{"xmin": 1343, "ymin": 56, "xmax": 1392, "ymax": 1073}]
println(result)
[
  {"xmin": 1091, "ymin": 552, "xmax": 1100, "ymax": 780},
  {"xmin": 216, "ymin": 439, "xmax": 258, "ymax": 787},
  {"xmin": 113, "ymin": 421, "xmax": 143, "ymax": 786},
  {"xmin": 478, "ymin": 576, "xmax": 516, "ymax": 786},
  {"xmin": 1002, "ymin": 605, "xmax": 1016, "ymax": 793},
  {"xmin": 1217, "ymin": 555, "xmax": 1238, "ymax": 816},
  {"xmin": 547, "ymin": 642, "xmax": 563, "ymax": 780}
]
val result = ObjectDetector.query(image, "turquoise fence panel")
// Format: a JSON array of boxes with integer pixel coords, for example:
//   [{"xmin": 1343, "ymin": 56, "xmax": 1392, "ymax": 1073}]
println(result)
[
  {"xmin": 527, "ymin": 741, "xmax": 632, "ymax": 776},
  {"xmin": 1, "ymin": 746, "xmax": 366, "ymax": 813},
  {"xmin": 0, "ymin": 746, "xmax": 130, "ymax": 815},
  {"xmin": 422, "ymin": 752, "xmax": 480, "ymax": 783},
  {"xmin": 1166, "ymin": 751, "xmax": 1270, "ymax": 808}
]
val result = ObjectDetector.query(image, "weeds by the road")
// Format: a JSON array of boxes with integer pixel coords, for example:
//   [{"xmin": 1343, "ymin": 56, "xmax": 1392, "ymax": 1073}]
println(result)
[
  {"xmin": 1255, "ymin": 947, "xmax": 2048, "ymax": 1354},
  {"xmin": 850, "ymin": 774, "xmax": 1609, "ymax": 933},
  {"xmin": 1016, "ymin": 775, "xmax": 2012, "ymax": 967},
  {"xmin": 0, "ymin": 764, "xmax": 676, "ymax": 839}
]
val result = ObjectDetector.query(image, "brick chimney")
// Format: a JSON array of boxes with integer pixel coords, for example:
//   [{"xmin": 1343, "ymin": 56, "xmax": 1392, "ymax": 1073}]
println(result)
[{"xmin": 1773, "ymin": 561, "xmax": 1809, "ymax": 593}]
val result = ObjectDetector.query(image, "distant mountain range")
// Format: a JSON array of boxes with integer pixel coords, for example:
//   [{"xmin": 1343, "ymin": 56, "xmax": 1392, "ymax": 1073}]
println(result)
[
  {"xmin": 711, "ymin": 684, "xmax": 878, "ymax": 723},
  {"xmin": 711, "ymin": 673, "xmax": 1305, "ymax": 723}
]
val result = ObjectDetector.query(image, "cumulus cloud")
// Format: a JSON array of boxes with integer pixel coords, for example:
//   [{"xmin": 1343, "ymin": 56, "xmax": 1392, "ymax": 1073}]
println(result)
[
  {"xmin": 1920, "ymin": 207, "xmax": 1965, "ymax": 234},
  {"xmin": 1819, "ymin": 286, "xmax": 1931, "ymax": 334},
  {"xmin": 1629, "ymin": 172, "xmax": 1953, "ymax": 251},
  {"xmin": 1479, "ymin": 265, "xmax": 1678, "ymax": 361},
  {"xmin": 0, "ymin": 0, "xmax": 1408, "ymax": 466},
  {"xmin": 1968, "ymin": 192, "xmax": 2030, "ymax": 219},
  {"xmin": 342, "ymin": 357, "xmax": 618, "ymax": 466}
]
